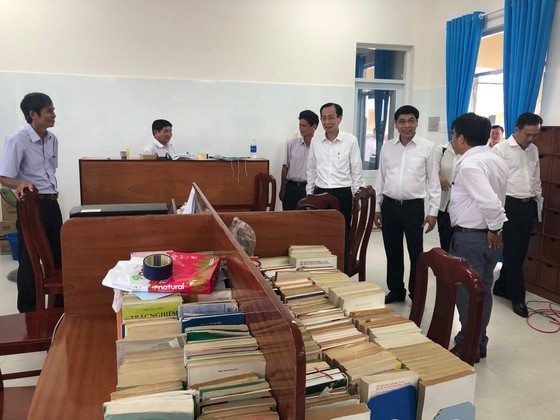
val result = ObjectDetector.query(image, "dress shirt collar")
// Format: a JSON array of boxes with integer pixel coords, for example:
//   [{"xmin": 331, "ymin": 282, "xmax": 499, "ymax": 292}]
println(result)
[
  {"xmin": 318, "ymin": 131, "xmax": 344, "ymax": 143},
  {"xmin": 153, "ymin": 139, "xmax": 171, "ymax": 149},
  {"xmin": 505, "ymin": 135, "xmax": 536, "ymax": 153},
  {"xmin": 456, "ymin": 145, "xmax": 487, "ymax": 164},
  {"xmin": 391, "ymin": 134, "xmax": 420, "ymax": 146},
  {"xmin": 25, "ymin": 124, "xmax": 48, "ymax": 143}
]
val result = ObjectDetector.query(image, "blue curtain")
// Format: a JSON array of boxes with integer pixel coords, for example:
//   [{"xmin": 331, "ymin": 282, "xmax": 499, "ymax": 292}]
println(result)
[
  {"xmin": 503, "ymin": 0, "xmax": 556, "ymax": 136},
  {"xmin": 446, "ymin": 12, "xmax": 485, "ymax": 140},
  {"xmin": 374, "ymin": 50, "xmax": 394, "ymax": 168}
]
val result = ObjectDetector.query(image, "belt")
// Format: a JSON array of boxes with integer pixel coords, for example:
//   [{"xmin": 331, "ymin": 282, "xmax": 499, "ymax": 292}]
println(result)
[
  {"xmin": 507, "ymin": 196, "xmax": 534, "ymax": 203},
  {"xmin": 453, "ymin": 226, "xmax": 488, "ymax": 233},
  {"xmin": 286, "ymin": 180, "xmax": 307, "ymax": 187},
  {"xmin": 37, "ymin": 193, "xmax": 59, "ymax": 200},
  {"xmin": 316, "ymin": 186, "xmax": 351, "ymax": 194},
  {"xmin": 383, "ymin": 195, "xmax": 423, "ymax": 206}
]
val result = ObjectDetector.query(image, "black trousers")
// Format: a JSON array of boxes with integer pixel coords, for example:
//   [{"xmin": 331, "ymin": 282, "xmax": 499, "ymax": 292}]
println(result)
[
  {"xmin": 15, "ymin": 199, "xmax": 63, "ymax": 312},
  {"xmin": 381, "ymin": 197, "xmax": 424, "ymax": 298},
  {"xmin": 314, "ymin": 186, "xmax": 352, "ymax": 273},
  {"xmin": 437, "ymin": 210, "xmax": 453, "ymax": 252},
  {"xmin": 494, "ymin": 196, "xmax": 537, "ymax": 304},
  {"xmin": 282, "ymin": 182, "xmax": 307, "ymax": 211}
]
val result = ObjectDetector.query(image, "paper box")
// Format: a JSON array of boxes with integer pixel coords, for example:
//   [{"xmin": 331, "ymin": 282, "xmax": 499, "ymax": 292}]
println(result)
[
  {"xmin": 0, "ymin": 239, "xmax": 11, "ymax": 255},
  {"xmin": 1, "ymin": 201, "xmax": 17, "ymax": 221},
  {"xmin": 0, "ymin": 221, "xmax": 17, "ymax": 234}
]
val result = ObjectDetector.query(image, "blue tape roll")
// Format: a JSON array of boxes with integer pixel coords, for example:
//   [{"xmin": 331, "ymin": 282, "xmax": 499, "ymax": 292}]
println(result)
[{"xmin": 143, "ymin": 254, "xmax": 173, "ymax": 281}]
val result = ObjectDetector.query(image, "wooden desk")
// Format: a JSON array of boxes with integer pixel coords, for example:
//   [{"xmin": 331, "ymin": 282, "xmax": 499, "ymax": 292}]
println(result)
[
  {"xmin": 29, "ymin": 186, "xmax": 345, "ymax": 419},
  {"xmin": 79, "ymin": 158, "xmax": 269, "ymax": 211}
]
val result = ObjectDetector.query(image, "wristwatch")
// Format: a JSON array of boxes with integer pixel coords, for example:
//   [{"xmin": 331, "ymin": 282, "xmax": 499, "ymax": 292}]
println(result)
[{"xmin": 489, "ymin": 228, "xmax": 503, "ymax": 235}]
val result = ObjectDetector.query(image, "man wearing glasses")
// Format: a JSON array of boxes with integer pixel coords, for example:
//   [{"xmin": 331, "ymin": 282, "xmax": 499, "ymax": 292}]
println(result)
[
  {"xmin": 448, "ymin": 113, "xmax": 508, "ymax": 362},
  {"xmin": 374, "ymin": 105, "xmax": 440, "ymax": 303},
  {"xmin": 491, "ymin": 113, "xmax": 543, "ymax": 318},
  {"xmin": 306, "ymin": 102, "xmax": 364, "ymax": 272}
]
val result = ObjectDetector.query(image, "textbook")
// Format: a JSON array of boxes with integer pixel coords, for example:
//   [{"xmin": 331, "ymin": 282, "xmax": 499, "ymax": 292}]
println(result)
[
  {"xmin": 121, "ymin": 293, "xmax": 183, "ymax": 319},
  {"xmin": 180, "ymin": 312, "xmax": 245, "ymax": 332},
  {"xmin": 103, "ymin": 390, "xmax": 195, "ymax": 419}
]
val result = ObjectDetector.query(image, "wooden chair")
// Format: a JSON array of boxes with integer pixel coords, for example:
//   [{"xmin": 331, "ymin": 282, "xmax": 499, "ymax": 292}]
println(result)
[
  {"xmin": 409, "ymin": 247, "xmax": 484, "ymax": 366},
  {"xmin": 0, "ymin": 307, "xmax": 64, "ymax": 418},
  {"xmin": 252, "ymin": 173, "xmax": 276, "ymax": 211},
  {"xmin": 347, "ymin": 186, "xmax": 375, "ymax": 282},
  {"xmin": 18, "ymin": 188, "xmax": 64, "ymax": 310},
  {"xmin": 296, "ymin": 193, "xmax": 339, "ymax": 210}
]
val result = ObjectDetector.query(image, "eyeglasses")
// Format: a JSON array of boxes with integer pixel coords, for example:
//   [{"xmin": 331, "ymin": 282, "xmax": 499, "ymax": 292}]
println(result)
[{"xmin": 320, "ymin": 116, "xmax": 339, "ymax": 122}]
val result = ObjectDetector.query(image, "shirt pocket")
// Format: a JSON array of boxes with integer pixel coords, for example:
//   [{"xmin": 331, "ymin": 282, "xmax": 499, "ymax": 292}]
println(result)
[{"xmin": 406, "ymin": 156, "xmax": 426, "ymax": 178}]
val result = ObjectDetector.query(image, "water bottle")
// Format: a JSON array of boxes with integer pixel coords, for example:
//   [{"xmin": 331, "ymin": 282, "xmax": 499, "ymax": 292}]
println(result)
[{"xmin": 250, "ymin": 137, "xmax": 257, "ymax": 159}]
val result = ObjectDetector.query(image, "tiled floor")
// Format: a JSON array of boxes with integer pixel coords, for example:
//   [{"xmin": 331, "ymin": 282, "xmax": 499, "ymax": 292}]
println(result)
[{"xmin": 1, "ymin": 228, "xmax": 560, "ymax": 419}]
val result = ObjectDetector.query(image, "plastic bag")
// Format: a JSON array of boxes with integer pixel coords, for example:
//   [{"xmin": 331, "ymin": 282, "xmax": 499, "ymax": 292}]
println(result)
[{"xmin": 229, "ymin": 216, "xmax": 256, "ymax": 256}]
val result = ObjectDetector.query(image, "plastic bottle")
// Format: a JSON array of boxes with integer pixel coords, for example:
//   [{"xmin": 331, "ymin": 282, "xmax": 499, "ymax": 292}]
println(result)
[{"xmin": 250, "ymin": 137, "xmax": 257, "ymax": 159}]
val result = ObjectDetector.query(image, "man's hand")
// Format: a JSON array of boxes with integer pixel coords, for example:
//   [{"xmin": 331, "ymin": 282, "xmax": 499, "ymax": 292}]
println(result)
[
  {"xmin": 487, "ymin": 232, "xmax": 503, "ymax": 250},
  {"xmin": 439, "ymin": 175, "xmax": 452, "ymax": 191},
  {"xmin": 15, "ymin": 182, "xmax": 34, "ymax": 200},
  {"xmin": 279, "ymin": 186, "xmax": 285, "ymax": 202},
  {"xmin": 374, "ymin": 212, "xmax": 382, "ymax": 228},
  {"xmin": 422, "ymin": 215, "xmax": 437, "ymax": 233}
]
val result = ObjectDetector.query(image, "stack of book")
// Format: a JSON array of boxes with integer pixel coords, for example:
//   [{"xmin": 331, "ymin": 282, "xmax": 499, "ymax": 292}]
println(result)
[
  {"xmin": 357, "ymin": 369, "xmax": 419, "ymax": 404},
  {"xmin": 179, "ymin": 301, "xmax": 245, "ymax": 333},
  {"xmin": 288, "ymin": 245, "xmax": 337, "ymax": 270},
  {"xmin": 192, "ymin": 373, "xmax": 279, "ymax": 419},
  {"xmin": 117, "ymin": 346, "xmax": 186, "ymax": 391},
  {"xmin": 308, "ymin": 270, "xmax": 356, "ymax": 292},
  {"xmin": 323, "ymin": 341, "xmax": 402, "ymax": 383},
  {"xmin": 103, "ymin": 390, "xmax": 195, "ymax": 419},
  {"xmin": 121, "ymin": 293, "xmax": 182, "ymax": 320},
  {"xmin": 304, "ymin": 362, "xmax": 370, "ymax": 419},
  {"xmin": 328, "ymin": 282, "xmax": 385, "ymax": 314},
  {"xmin": 388, "ymin": 341, "xmax": 476, "ymax": 420}
]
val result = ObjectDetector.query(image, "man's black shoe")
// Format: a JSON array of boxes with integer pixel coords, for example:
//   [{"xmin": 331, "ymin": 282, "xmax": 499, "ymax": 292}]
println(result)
[
  {"xmin": 493, "ymin": 287, "xmax": 509, "ymax": 299},
  {"xmin": 450, "ymin": 344, "xmax": 480, "ymax": 363},
  {"xmin": 384, "ymin": 292, "xmax": 406, "ymax": 304},
  {"xmin": 479, "ymin": 346, "xmax": 487, "ymax": 359},
  {"xmin": 512, "ymin": 302, "xmax": 529, "ymax": 318}
]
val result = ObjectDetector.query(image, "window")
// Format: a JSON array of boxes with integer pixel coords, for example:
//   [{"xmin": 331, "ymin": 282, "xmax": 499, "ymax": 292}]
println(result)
[
  {"xmin": 471, "ymin": 32, "xmax": 504, "ymax": 126},
  {"xmin": 471, "ymin": 30, "xmax": 544, "ymax": 126},
  {"xmin": 355, "ymin": 45, "xmax": 411, "ymax": 170}
]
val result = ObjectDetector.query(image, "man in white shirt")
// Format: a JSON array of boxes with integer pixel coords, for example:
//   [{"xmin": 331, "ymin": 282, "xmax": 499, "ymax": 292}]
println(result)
[
  {"xmin": 448, "ymin": 112, "xmax": 508, "ymax": 362},
  {"xmin": 306, "ymin": 102, "xmax": 365, "ymax": 272},
  {"xmin": 488, "ymin": 125, "xmax": 504, "ymax": 148},
  {"xmin": 141, "ymin": 119, "xmax": 175, "ymax": 157},
  {"xmin": 280, "ymin": 110, "xmax": 319, "ymax": 210},
  {"xmin": 491, "ymin": 113, "xmax": 543, "ymax": 318},
  {"xmin": 435, "ymin": 142, "xmax": 457, "ymax": 252},
  {"xmin": 374, "ymin": 105, "xmax": 440, "ymax": 303}
]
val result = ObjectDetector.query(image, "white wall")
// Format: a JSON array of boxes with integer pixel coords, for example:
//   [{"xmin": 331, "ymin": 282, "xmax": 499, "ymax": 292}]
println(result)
[{"xmin": 1, "ymin": 0, "xmax": 556, "ymax": 218}]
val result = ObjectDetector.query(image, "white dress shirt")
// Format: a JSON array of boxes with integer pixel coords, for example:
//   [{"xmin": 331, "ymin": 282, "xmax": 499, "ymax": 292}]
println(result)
[
  {"xmin": 306, "ymin": 131, "xmax": 364, "ymax": 194},
  {"xmin": 491, "ymin": 136, "xmax": 542, "ymax": 199},
  {"xmin": 374, "ymin": 135, "xmax": 441, "ymax": 216},
  {"xmin": 449, "ymin": 146, "xmax": 508, "ymax": 231},
  {"xmin": 283, "ymin": 136, "xmax": 310, "ymax": 182},
  {"xmin": 141, "ymin": 139, "xmax": 176, "ymax": 158},
  {"xmin": 436, "ymin": 143, "xmax": 457, "ymax": 212}
]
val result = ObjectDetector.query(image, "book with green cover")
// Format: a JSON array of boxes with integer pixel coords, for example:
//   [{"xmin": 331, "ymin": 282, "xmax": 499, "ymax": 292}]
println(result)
[{"xmin": 122, "ymin": 294, "xmax": 183, "ymax": 320}]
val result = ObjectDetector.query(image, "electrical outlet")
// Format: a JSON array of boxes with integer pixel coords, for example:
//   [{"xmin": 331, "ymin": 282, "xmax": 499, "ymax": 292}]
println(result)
[{"xmin": 439, "ymin": 122, "xmax": 447, "ymax": 133}]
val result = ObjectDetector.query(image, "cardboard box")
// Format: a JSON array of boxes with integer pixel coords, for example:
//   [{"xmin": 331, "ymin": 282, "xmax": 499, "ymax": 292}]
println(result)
[
  {"xmin": 0, "ymin": 221, "xmax": 17, "ymax": 235},
  {"xmin": 0, "ymin": 239, "xmax": 11, "ymax": 255},
  {"xmin": 2, "ymin": 200, "xmax": 17, "ymax": 221}
]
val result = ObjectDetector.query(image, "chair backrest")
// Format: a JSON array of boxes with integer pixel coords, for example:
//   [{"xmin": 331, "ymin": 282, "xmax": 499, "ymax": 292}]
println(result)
[
  {"xmin": 409, "ymin": 247, "xmax": 484, "ymax": 366},
  {"xmin": 253, "ymin": 173, "xmax": 277, "ymax": 211},
  {"xmin": 347, "ymin": 185, "xmax": 375, "ymax": 282},
  {"xmin": 296, "ymin": 193, "xmax": 339, "ymax": 210},
  {"xmin": 18, "ymin": 188, "xmax": 63, "ymax": 310}
]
